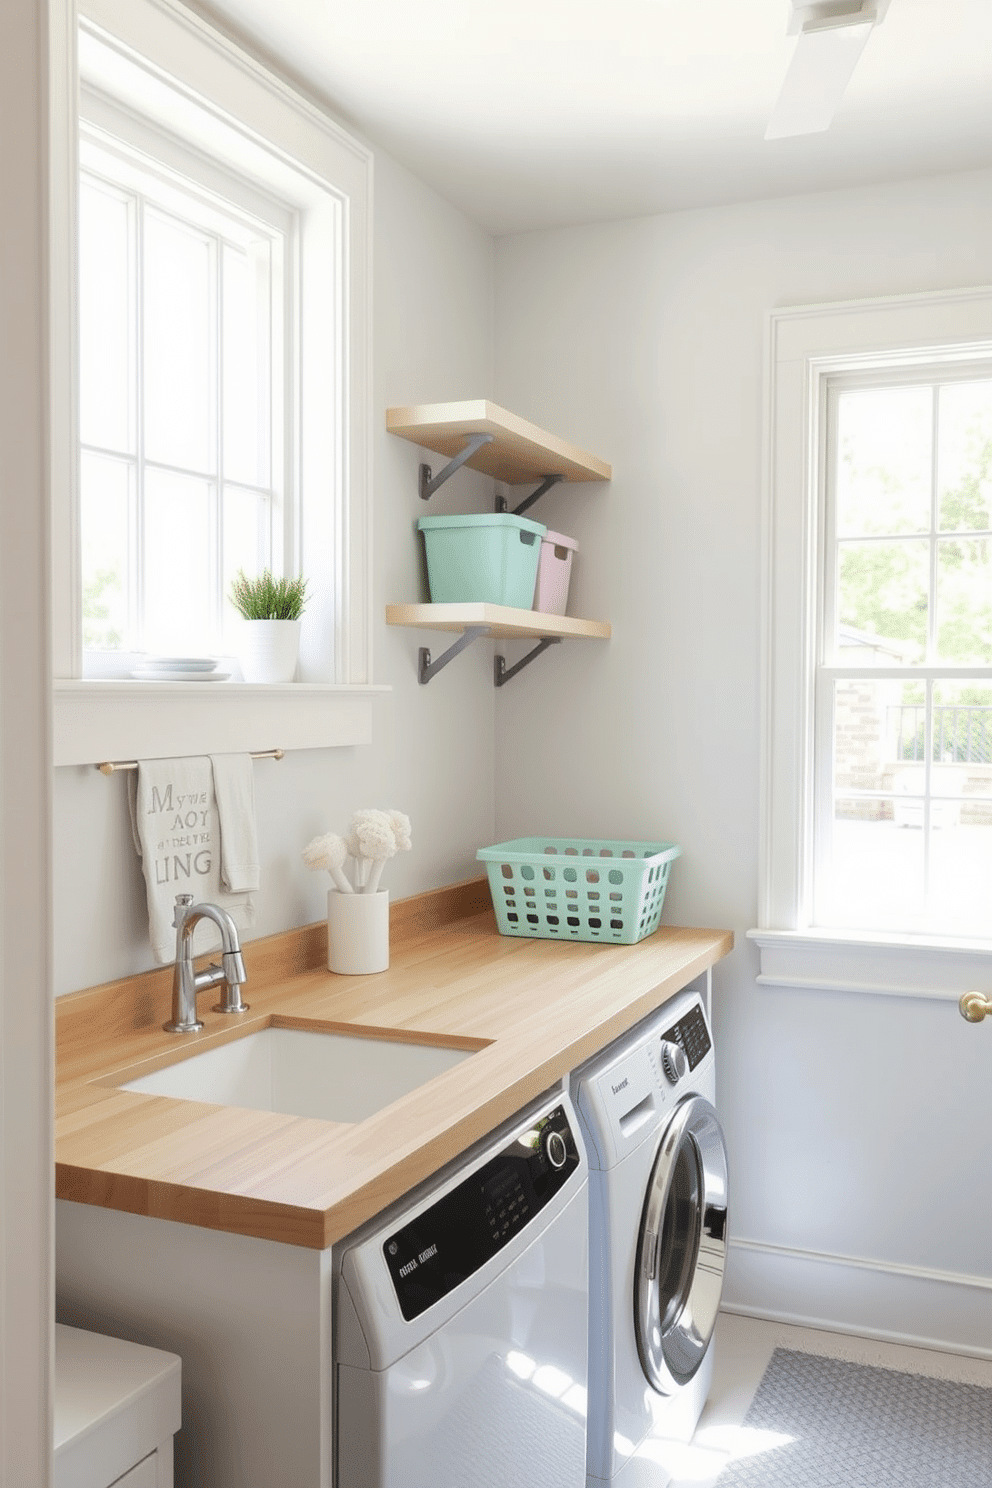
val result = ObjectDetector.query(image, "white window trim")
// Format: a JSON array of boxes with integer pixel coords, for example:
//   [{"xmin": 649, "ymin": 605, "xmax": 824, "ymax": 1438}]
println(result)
[
  {"xmin": 752, "ymin": 284, "xmax": 992, "ymax": 999},
  {"xmin": 51, "ymin": 0, "xmax": 386, "ymax": 766}
]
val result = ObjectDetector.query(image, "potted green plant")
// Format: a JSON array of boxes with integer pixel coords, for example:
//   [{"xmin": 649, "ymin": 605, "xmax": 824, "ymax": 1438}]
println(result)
[{"xmin": 229, "ymin": 569, "xmax": 308, "ymax": 683}]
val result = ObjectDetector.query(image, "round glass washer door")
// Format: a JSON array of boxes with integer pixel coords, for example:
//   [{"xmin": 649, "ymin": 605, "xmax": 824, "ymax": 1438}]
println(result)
[{"xmin": 634, "ymin": 1093, "xmax": 728, "ymax": 1396}]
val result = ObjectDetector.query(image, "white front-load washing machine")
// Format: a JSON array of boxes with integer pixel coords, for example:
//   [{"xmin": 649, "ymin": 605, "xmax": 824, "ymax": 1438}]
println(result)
[
  {"xmin": 571, "ymin": 987, "xmax": 727, "ymax": 1488},
  {"xmin": 334, "ymin": 1087, "xmax": 589, "ymax": 1488}
]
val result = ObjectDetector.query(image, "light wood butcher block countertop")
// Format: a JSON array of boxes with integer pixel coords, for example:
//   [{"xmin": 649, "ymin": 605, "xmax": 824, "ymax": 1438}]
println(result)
[{"xmin": 56, "ymin": 879, "xmax": 732, "ymax": 1251}]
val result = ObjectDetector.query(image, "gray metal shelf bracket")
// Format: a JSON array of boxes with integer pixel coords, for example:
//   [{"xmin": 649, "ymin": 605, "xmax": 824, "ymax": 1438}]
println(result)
[
  {"xmin": 418, "ymin": 629, "xmax": 563, "ymax": 686},
  {"xmin": 419, "ymin": 433, "xmax": 495, "ymax": 500},
  {"xmin": 495, "ymin": 473, "xmax": 564, "ymax": 516},
  {"xmin": 418, "ymin": 625, "xmax": 488, "ymax": 685},
  {"xmin": 494, "ymin": 637, "xmax": 561, "ymax": 687}
]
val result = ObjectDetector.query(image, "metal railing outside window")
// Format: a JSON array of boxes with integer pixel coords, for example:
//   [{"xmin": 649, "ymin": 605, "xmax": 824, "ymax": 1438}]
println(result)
[{"xmin": 888, "ymin": 705, "xmax": 992, "ymax": 764}]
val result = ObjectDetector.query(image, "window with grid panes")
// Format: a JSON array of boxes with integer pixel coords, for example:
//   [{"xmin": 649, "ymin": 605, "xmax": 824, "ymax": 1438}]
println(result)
[
  {"xmin": 78, "ymin": 126, "xmax": 292, "ymax": 670},
  {"xmin": 816, "ymin": 371, "xmax": 992, "ymax": 938}
]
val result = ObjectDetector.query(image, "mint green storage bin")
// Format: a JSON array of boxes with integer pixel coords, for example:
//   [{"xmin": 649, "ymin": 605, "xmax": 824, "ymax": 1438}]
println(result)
[
  {"xmin": 417, "ymin": 513, "xmax": 546, "ymax": 608},
  {"xmin": 477, "ymin": 837, "xmax": 682, "ymax": 945}
]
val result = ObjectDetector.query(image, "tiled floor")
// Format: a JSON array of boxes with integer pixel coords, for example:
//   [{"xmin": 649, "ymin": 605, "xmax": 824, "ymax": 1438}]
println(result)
[{"xmin": 657, "ymin": 1310, "xmax": 992, "ymax": 1488}]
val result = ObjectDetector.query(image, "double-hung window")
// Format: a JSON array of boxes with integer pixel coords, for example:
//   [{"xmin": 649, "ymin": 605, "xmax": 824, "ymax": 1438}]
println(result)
[
  {"xmin": 756, "ymin": 288, "xmax": 992, "ymax": 995},
  {"xmin": 818, "ymin": 370, "xmax": 992, "ymax": 938},
  {"xmin": 79, "ymin": 125, "xmax": 290, "ymax": 666}
]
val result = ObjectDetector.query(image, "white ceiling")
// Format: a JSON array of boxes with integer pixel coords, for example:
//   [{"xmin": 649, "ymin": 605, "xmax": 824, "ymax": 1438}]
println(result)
[{"xmin": 191, "ymin": 0, "xmax": 992, "ymax": 234}]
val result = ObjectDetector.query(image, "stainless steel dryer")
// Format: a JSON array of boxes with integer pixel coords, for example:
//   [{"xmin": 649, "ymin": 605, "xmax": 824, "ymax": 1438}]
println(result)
[{"xmin": 571, "ymin": 987, "xmax": 727, "ymax": 1488}]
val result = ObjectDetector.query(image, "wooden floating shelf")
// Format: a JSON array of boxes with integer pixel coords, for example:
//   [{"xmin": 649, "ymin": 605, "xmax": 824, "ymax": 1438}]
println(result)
[
  {"xmin": 385, "ymin": 603, "xmax": 611, "ymax": 642},
  {"xmin": 386, "ymin": 402, "xmax": 611, "ymax": 681},
  {"xmin": 386, "ymin": 400, "xmax": 611, "ymax": 486}
]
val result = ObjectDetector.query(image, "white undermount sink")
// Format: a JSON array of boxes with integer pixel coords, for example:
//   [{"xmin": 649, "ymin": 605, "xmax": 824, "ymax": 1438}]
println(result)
[{"xmin": 119, "ymin": 1027, "xmax": 474, "ymax": 1125}]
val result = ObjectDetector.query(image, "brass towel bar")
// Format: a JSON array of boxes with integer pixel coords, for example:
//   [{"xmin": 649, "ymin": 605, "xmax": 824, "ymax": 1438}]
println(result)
[
  {"xmin": 959, "ymin": 992, "xmax": 992, "ymax": 1023},
  {"xmin": 95, "ymin": 749, "xmax": 284, "ymax": 776}
]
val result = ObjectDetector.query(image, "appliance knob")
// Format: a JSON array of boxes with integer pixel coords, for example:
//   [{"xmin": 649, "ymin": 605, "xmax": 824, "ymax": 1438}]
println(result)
[
  {"xmin": 660, "ymin": 1039, "xmax": 687, "ymax": 1084},
  {"xmin": 543, "ymin": 1129, "xmax": 568, "ymax": 1170}
]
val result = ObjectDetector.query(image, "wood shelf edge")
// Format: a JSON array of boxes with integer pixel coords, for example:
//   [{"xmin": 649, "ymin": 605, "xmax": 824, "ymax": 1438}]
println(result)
[
  {"xmin": 385, "ymin": 399, "xmax": 611, "ymax": 484},
  {"xmin": 385, "ymin": 602, "xmax": 611, "ymax": 640}
]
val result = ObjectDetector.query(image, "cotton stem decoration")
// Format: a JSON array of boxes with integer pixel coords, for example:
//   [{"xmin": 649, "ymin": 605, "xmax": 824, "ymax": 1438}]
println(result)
[
  {"xmin": 302, "ymin": 832, "xmax": 354, "ymax": 894},
  {"xmin": 304, "ymin": 809, "xmax": 411, "ymax": 895}
]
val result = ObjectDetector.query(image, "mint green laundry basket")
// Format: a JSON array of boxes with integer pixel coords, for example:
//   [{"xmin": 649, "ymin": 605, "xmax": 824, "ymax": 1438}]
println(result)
[
  {"xmin": 417, "ymin": 513, "xmax": 546, "ymax": 608},
  {"xmin": 477, "ymin": 838, "xmax": 682, "ymax": 944}
]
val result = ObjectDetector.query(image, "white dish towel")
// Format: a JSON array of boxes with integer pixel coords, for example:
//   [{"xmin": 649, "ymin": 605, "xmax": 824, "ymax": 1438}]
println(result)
[
  {"xmin": 209, "ymin": 753, "xmax": 260, "ymax": 895},
  {"xmin": 129, "ymin": 755, "xmax": 258, "ymax": 964}
]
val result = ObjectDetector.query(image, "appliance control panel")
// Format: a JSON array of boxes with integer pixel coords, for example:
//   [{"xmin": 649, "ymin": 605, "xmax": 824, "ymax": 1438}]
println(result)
[
  {"xmin": 382, "ymin": 1103, "xmax": 581, "ymax": 1321},
  {"xmin": 661, "ymin": 1002, "xmax": 712, "ymax": 1072}
]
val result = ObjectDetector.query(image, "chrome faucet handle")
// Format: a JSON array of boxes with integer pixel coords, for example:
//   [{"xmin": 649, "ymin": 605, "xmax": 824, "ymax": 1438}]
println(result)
[
  {"xmin": 213, "ymin": 948, "xmax": 249, "ymax": 1015},
  {"xmin": 173, "ymin": 892, "xmax": 194, "ymax": 927}
]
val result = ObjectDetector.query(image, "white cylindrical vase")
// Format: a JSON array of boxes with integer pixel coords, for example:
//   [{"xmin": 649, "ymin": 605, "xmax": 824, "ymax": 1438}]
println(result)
[
  {"xmin": 237, "ymin": 619, "xmax": 301, "ymax": 683},
  {"xmin": 327, "ymin": 889, "xmax": 389, "ymax": 974}
]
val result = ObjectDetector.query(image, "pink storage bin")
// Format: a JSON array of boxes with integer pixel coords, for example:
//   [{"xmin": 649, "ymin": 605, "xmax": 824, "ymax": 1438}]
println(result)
[{"xmin": 533, "ymin": 529, "xmax": 578, "ymax": 614}]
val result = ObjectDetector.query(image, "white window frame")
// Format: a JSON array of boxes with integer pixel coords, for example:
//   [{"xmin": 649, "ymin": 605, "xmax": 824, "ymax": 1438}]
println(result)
[
  {"xmin": 78, "ymin": 108, "xmax": 293, "ymax": 670},
  {"xmin": 751, "ymin": 285, "xmax": 992, "ymax": 1001},
  {"xmin": 51, "ymin": 0, "xmax": 385, "ymax": 766}
]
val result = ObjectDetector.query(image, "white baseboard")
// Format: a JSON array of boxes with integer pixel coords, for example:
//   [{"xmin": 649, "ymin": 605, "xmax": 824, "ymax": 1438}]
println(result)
[{"xmin": 723, "ymin": 1237, "xmax": 992, "ymax": 1361}]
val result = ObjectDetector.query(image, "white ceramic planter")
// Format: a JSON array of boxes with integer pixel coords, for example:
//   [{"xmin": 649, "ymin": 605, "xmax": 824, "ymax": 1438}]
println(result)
[
  {"xmin": 237, "ymin": 619, "xmax": 301, "ymax": 683},
  {"xmin": 327, "ymin": 889, "xmax": 389, "ymax": 974}
]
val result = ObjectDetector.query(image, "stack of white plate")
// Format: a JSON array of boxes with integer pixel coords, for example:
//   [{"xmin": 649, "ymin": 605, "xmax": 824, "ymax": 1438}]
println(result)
[{"xmin": 130, "ymin": 657, "xmax": 230, "ymax": 682}]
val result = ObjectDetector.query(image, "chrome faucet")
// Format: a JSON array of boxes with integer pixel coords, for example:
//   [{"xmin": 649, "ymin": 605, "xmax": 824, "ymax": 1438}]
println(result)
[{"xmin": 164, "ymin": 894, "xmax": 249, "ymax": 1033}]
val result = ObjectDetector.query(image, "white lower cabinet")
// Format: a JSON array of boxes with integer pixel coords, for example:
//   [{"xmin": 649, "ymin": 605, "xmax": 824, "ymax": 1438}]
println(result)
[
  {"xmin": 57, "ymin": 1200, "xmax": 333, "ymax": 1488},
  {"xmin": 54, "ymin": 1323, "xmax": 181, "ymax": 1488}
]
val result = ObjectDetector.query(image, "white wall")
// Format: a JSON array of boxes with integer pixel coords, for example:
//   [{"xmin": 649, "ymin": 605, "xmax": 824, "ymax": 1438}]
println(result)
[
  {"xmin": 2, "ymin": 0, "xmax": 54, "ymax": 1480},
  {"xmin": 493, "ymin": 167, "xmax": 992, "ymax": 1355},
  {"xmin": 53, "ymin": 146, "xmax": 497, "ymax": 995}
]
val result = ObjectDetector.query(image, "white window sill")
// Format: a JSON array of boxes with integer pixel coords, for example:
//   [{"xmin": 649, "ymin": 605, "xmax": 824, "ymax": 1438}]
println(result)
[
  {"xmin": 747, "ymin": 927, "xmax": 992, "ymax": 1004},
  {"xmin": 53, "ymin": 679, "xmax": 390, "ymax": 768}
]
